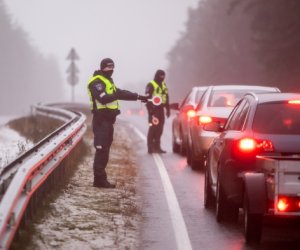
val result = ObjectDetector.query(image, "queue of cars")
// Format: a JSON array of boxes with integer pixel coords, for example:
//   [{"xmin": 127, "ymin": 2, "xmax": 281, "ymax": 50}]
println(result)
[
  {"xmin": 173, "ymin": 85, "xmax": 280, "ymax": 169},
  {"xmin": 171, "ymin": 85, "xmax": 300, "ymax": 243}
]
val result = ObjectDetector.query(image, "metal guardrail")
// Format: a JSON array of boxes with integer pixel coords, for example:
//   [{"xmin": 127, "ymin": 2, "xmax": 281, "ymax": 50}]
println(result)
[{"xmin": 0, "ymin": 103, "xmax": 87, "ymax": 249}]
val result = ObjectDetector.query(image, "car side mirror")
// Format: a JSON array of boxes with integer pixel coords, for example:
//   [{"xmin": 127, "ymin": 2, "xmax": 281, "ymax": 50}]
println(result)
[
  {"xmin": 203, "ymin": 121, "xmax": 223, "ymax": 132},
  {"xmin": 169, "ymin": 103, "xmax": 179, "ymax": 110}
]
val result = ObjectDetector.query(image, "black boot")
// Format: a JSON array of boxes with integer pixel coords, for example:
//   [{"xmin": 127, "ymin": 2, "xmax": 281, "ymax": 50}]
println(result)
[
  {"xmin": 156, "ymin": 148, "xmax": 166, "ymax": 154},
  {"xmin": 94, "ymin": 181, "xmax": 116, "ymax": 188},
  {"xmin": 148, "ymin": 144, "xmax": 155, "ymax": 154}
]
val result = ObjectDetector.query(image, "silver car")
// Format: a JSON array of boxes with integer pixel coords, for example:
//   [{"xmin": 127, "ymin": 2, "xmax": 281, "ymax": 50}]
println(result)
[
  {"xmin": 172, "ymin": 86, "xmax": 208, "ymax": 155},
  {"xmin": 187, "ymin": 85, "xmax": 280, "ymax": 170}
]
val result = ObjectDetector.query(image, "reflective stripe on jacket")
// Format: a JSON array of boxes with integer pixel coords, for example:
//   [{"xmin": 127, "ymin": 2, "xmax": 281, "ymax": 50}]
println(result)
[
  {"xmin": 87, "ymin": 75, "xmax": 119, "ymax": 110},
  {"xmin": 150, "ymin": 80, "xmax": 168, "ymax": 104}
]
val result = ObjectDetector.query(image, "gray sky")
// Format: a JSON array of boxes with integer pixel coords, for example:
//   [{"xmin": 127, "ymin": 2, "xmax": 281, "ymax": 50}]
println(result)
[{"xmin": 4, "ymin": 0, "xmax": 198, "ymax": 102}]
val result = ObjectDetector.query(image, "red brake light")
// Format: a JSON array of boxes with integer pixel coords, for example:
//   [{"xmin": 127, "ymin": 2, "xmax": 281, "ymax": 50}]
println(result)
[
  {"xmin": 277, "ymin": 197, "xmax": 289, "ymax": 212},
  {"xmin": 236, "ymin": 138, "xmax": 274, "ymax": 154},
  {"xmin": 288, "ymin": 100, "xmax": 300, "ymax": 105},
  {"xmin": 238, "ymin": 138, "xmax": 256, "ymax": 152},
  {"xmin": 187, "ymin": 109, "xmax": 196, "ymax": 118},
  {"xmin": 276, "ymin": 196, "xmax": 300, "ymax": 212},
  {"xmin": 199, "ymin": 115, "xmax": 212, "ymax": 124},
  {"xmin": 256, "ymin": 139, "xmax": 274, "ymax": 152}
]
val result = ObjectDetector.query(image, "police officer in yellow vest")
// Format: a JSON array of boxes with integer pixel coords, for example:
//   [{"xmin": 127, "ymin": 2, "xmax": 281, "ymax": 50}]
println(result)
[
  {"xmin": 88, "ymin": 58, "xmax": 148, "ymax": 188},
  {"xmin": 145, "ymin": 69, "xmax": 170, "ymax": 154}
]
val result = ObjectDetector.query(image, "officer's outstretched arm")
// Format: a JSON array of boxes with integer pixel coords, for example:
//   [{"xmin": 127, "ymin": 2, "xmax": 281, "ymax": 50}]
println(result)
[{"xmin": 116, "ymin": 88, "xmax": 139, "ymax": 101}]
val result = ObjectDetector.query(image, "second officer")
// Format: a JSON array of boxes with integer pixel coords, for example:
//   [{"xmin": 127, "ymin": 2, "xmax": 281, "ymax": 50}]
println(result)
[{"xmin": 145, "ymin": 69, "xmax": 170, "ymax": 154}]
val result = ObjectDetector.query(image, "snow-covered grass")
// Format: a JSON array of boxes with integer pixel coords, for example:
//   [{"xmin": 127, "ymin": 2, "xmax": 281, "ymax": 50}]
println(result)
[
  {"xmin": 0, "ymin": 116, "xmax": 33, "ymax": 168},
  {"xmin": 21, "ymin": 123, "xmax": 141, "ymax": 250},
  {"xmin": 5, "ymin": 110, "xmax": 141, "ymax": 250}
]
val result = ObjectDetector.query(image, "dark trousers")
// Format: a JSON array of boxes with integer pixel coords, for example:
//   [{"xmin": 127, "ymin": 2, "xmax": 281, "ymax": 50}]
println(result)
[
  {"xmin": 92, "ymin": 116, "xmax": 114, "ymax": 184},
  {"xmin": 147, "ymin": 108, "xmax": 165, "ymax": 151}
]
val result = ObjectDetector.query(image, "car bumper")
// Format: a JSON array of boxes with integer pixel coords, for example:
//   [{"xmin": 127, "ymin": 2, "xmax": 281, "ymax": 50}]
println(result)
[{"xmin": 197, "ymin": 130, "xmax": 219, "ymax": 154}]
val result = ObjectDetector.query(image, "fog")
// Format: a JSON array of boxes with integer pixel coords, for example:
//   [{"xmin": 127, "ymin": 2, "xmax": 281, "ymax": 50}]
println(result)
[
  {"xmin": 2, "ymin": 0, "xmax": 300, "ymax": 114},
  {"xmin": 2, "ymin": 0, "xmax": 198, "ymax": 106}
]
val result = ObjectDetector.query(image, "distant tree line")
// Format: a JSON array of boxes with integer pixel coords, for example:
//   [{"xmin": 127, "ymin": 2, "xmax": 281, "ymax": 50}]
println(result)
[
  {"xmin": 167, "ymin": 0, "xmax": 300, "ymax": 101},
  {"xmin": 0, "ymin": 0, "xmax": 63, "ymax": 114}
]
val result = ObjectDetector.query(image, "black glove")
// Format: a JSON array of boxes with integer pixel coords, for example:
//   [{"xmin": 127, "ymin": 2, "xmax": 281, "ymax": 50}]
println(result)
[{"xmin": 137, "ymin": 95, "xmax": 149, "ymax": 103}]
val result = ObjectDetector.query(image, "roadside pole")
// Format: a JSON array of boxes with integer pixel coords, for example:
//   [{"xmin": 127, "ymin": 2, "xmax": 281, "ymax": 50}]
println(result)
[{"xmin": 66, "ymin": 48, "xmax": 79, "ymax": 102}]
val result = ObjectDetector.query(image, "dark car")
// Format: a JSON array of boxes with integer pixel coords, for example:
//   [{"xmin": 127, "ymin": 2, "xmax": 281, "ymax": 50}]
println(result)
[
  {"xmin": 172, "ymin": 86, "xmax": 207, "ymax": 155},
  {"xmin": 204, "ymin": 92, "xmax": 300, "ymax": 242},
  {"xmin": 187, "ymin": 85, "xmax": 280, "ymax": 170}
]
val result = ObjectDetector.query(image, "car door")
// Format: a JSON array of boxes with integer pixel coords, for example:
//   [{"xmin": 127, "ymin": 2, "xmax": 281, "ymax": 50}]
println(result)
[
  {"xmin": 173, "ymin": 93, "xmax": 190, "ymax": 140},
  {"xmin": 210, "ymin": 99, "xmax": 249, "ymax": 187},
  {"xmin": 192, "ymin": 88, "xmax": 211, "ymax": 153}
]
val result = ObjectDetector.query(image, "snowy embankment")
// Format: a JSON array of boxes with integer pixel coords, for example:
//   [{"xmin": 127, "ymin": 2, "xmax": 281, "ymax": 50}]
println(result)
[{"xmin": 0, "ymin": 116, "xmax": 33, "ymax": 168}]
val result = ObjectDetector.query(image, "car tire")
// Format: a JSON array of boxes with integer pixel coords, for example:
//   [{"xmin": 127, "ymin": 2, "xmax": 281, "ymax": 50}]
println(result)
[
  {"xmin": 215, "ymin": 178, "xmax": 227, "ymax": 222},
  {"xmin": 172, "ymin": 132, "xmax": 180, "ymax": 154},
  {"xmin": 179, "ymin": 130, "xmax": 187, "ymax": 156},
  {"xmin": 204, "ymin": 168, "xmax": 214, "ymax": 209},
  {"xmin": 179, "ymin": 142, "xmax": 186, "ymax": 156},
  {"xmin": 243, "ymin": 192, "xmax": 263, "ymax": 243},
  {"xmin": 186, "ymin": 146, "xmax": 191, "ymax": 165},
  {"xmin": 190, "ymin": 151, "xmax": 205, "ymax": 170}
]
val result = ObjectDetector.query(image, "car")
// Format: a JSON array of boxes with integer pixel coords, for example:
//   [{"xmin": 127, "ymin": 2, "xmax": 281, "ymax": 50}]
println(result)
[
  {"xmin": 187, "ymin": 85, "xmax": 280, "ymax": 170},
  {"xmin": 172, "ymin": 86, "xmax": 208, "ymax": 155},
  {"xmin": 204, "ymin": 92, "xmax": 300, "ymax": 243}
]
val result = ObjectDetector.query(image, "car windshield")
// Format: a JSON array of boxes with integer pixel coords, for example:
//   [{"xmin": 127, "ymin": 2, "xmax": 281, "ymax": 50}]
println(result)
[
  {"xmin": 208, "ymin": 89, "xmax": 266, "ymax": 107},
  {"xmin": 253, "ymin": 103, "xmax": 300, "ymax": 135}
]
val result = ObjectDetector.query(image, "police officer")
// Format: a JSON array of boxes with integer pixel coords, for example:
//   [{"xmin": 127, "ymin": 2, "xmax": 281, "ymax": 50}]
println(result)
[
  {"xmin": 145, "ymin": 69, "xmax": 170, "ymax": 154},
  {"xmin": 87, "ymin": 58, "xmax": 148, "ymax": 188}
]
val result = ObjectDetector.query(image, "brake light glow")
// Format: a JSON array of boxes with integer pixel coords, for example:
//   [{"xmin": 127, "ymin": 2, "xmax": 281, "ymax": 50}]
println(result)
[
  {"xmin": 288, "ymin": 100, "xmax": 300, "ymax": 105},
  {"xmin": 236, "ymin": 138, "xmax": 274, "ymax": 154},
  {"xmin": 238, "ymin": 138, "xmax": 256, "ymax": 152},
  {"xmin": 276, "ymin": 196, "xmax": 300, "ymax": 212},
  {"xmin": 199, "ymin": 115, "xmax": 212, "ymax": 124},
  {"xmin": 256, "ymin": 140, "xmax": 274, "ymax": 152},
  {"xmin": 277, "ymin": 197, "xmax": 289, "ymax": 212},
  {"xmin": 187, "ymin": 109, "xmax": 196, "ymax": 118}
]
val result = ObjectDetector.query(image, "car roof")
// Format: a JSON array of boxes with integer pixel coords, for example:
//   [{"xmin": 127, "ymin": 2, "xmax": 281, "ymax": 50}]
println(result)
[
  {"xmin": 192, "ymin": 86, "xmax": 208, "ymax": 91},
  {"xmin": 210, "ymin": 85, "xmax": 279, "ymax": 91},
  {"xmin": 247, "ymin": 92, "xmax": 300, "ymax": 104}
]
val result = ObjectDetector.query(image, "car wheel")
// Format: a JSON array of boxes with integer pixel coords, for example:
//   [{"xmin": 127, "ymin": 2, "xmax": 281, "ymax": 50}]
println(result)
[
  {"xmin": 244, "ymin": 192, "xmax": 263, "ymax": 243},
  {"xmin": 190, "ymin": 150, "xmax": 205, "ymax": 170},
  {"xmin": 172, "ymin": 132, "xmax": 180, "ymax": 154},
  {"xmin": 179, "ymin": 130, "xmax": 187, "ymax": 156},
  {"xmin": 215, "ymin": 178, "xmax": 227, "ymax": 222},
  {"xmin": 204, "ymin": 167, "xmax": 214, "ymax": 209},
  {"xmin": 186, "ymin": 146, "xmax": 191, "ymax": 165}
]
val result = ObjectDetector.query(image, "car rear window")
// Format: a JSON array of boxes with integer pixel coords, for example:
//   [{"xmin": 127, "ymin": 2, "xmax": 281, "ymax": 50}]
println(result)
[
  {"xmin": 209, "ymin": 89, "xmax": 268, "ymax": 107},
  {"xmin": 253, "ymin": 103, "xmax": 300, "ymax": 134}
]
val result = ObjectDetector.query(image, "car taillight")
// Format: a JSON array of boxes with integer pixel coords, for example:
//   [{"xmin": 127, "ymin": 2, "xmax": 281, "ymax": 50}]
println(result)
[
  {"xmin": 187, "ymin": 109, "xmax": 196, "ymax": 118},
  {"xmin": 236, "ymin": 138, "xmax": 274, "ymax": 154},
  {"xmin": 237, "ymin": 138, "xmax": 256, "ymax": 152},
  {"xmin": 199, "ymin": 115, "xmax": 212, "ymax": 124},
  {"xmin": 256, "ymin": 139, "xmax": 274, "ymax": 152},
  {"xmin": 288, "ymin": 100, "xmax": 300, "ymax": 105},
  {"xmin": 276, "ymin": 196, "xmax": 300, "ymax": 212}
]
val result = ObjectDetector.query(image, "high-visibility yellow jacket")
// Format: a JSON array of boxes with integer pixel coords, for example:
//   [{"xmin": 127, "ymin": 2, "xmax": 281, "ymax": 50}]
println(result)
[{"xmin": 87, "ymin": 75, "xmax": 119, "ymax": 110}]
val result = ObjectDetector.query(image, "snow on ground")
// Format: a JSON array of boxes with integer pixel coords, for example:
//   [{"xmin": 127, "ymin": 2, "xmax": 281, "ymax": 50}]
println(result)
[
  {"xmin": 0, "ymin": 116, "xmax": 33, "ymax": 168},
  {"xmin": 24, "ymin": 122, "xmax": 141, "ymax": 250}
]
